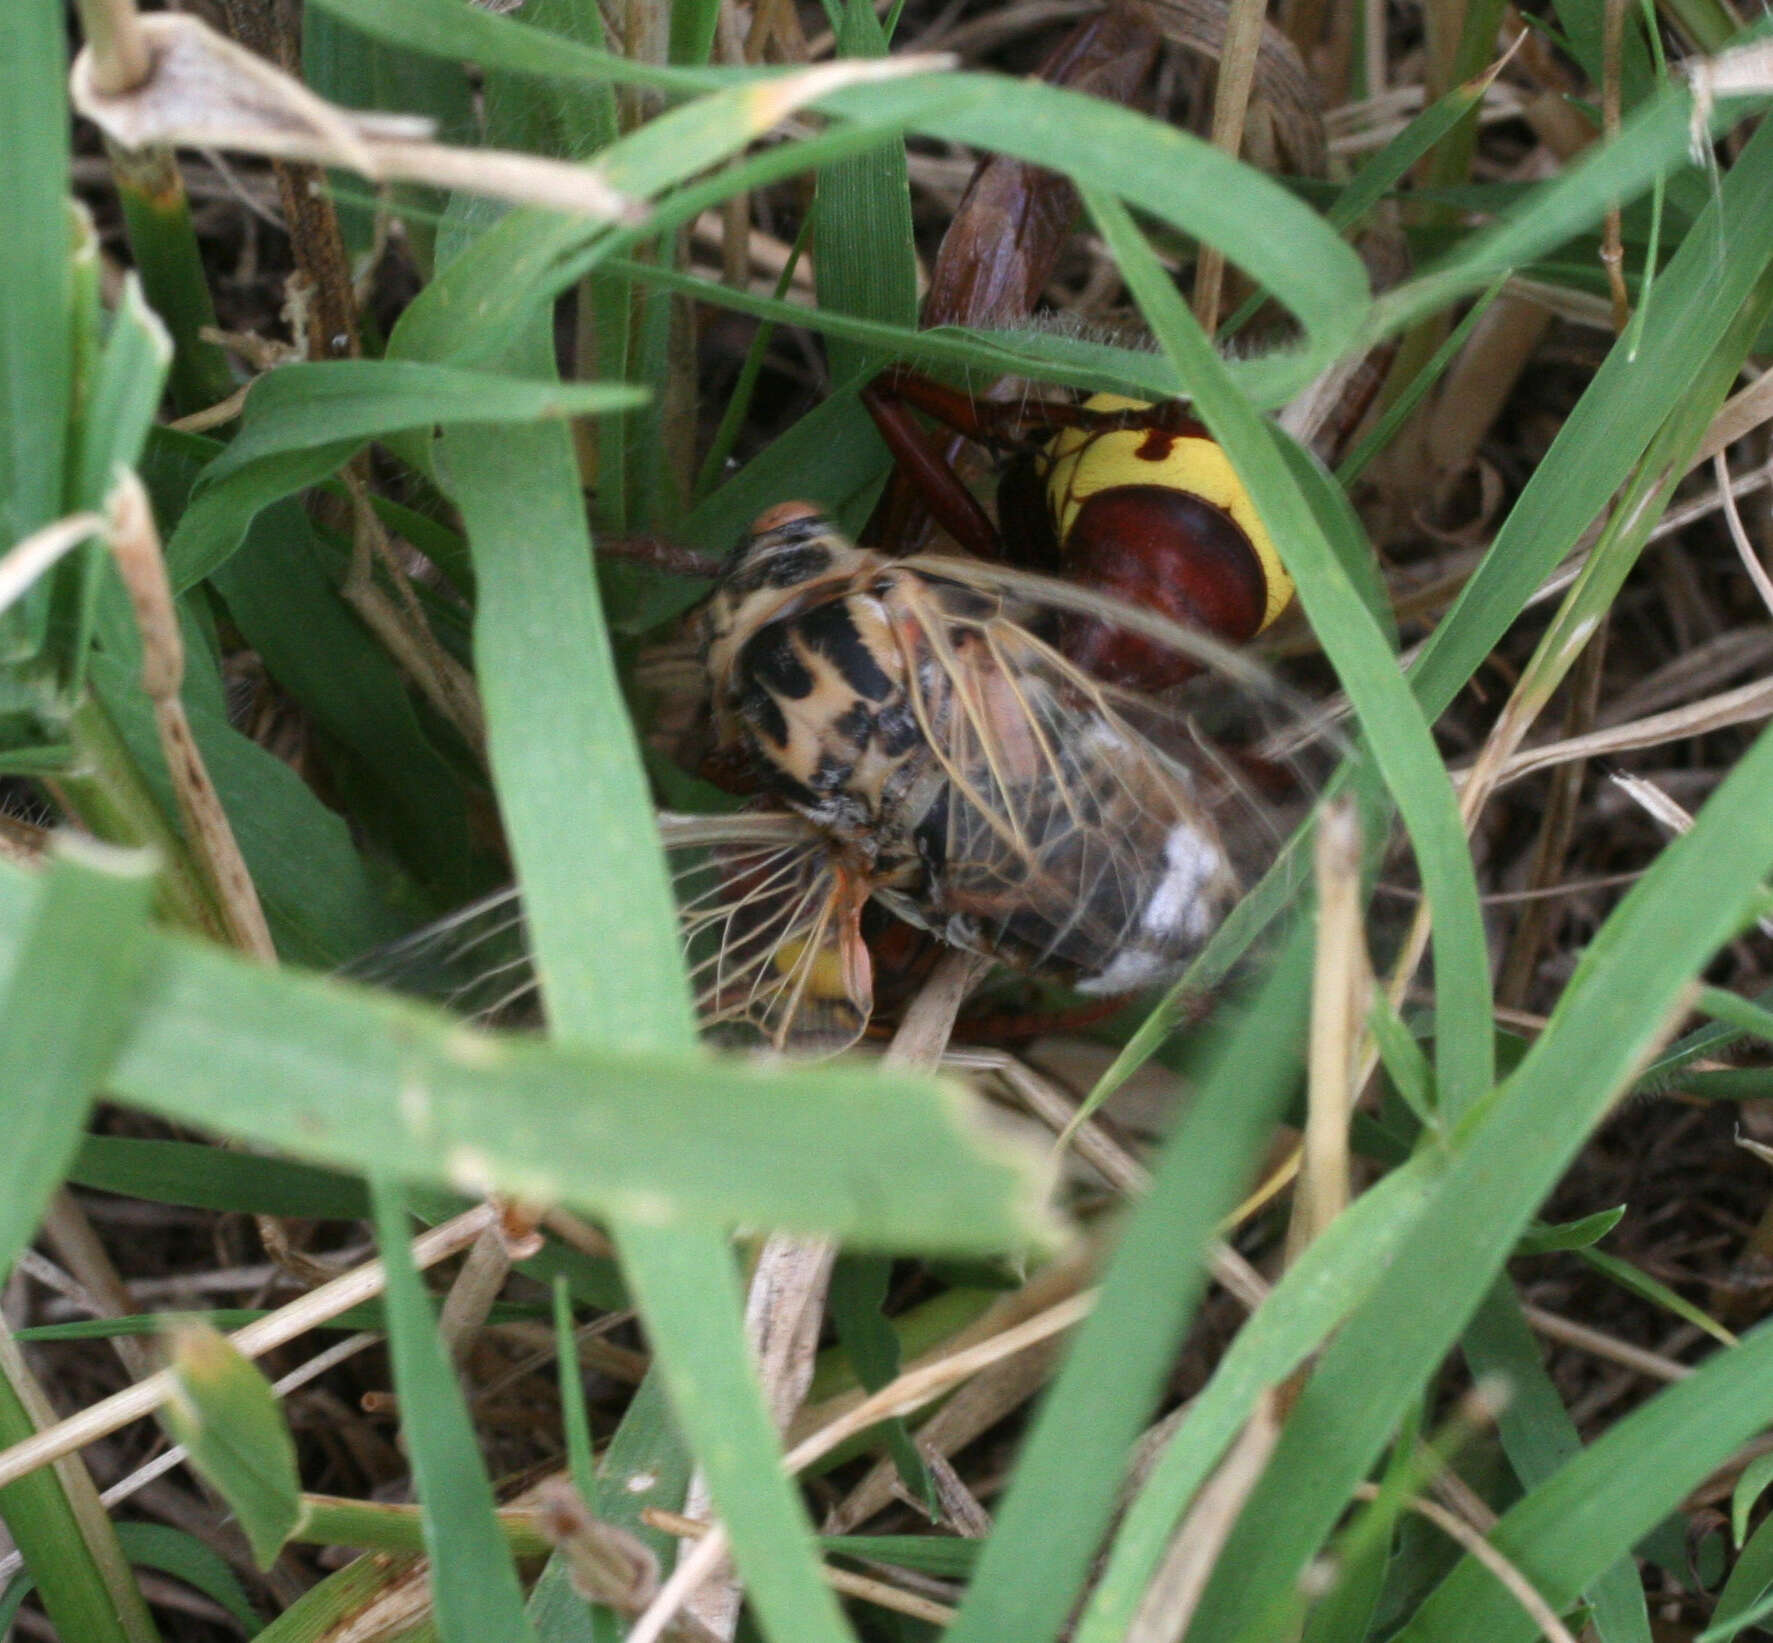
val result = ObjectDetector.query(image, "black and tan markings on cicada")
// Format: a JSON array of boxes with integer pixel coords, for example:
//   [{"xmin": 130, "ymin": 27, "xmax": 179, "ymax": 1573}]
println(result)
[
  {"xmin": 685, "ymin": 500, "xmax": 1281, "ymax": 1053},
  {"xmin": 351, "ymin": 502, "xmax": 1302, "ymax": 1056}
]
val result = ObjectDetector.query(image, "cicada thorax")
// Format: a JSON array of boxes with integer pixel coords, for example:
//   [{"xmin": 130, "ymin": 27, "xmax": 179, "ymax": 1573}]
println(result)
[
  {"xmin": 1012, "ymin": 392, "xmax": 1297, "ymax": 692},
  {"xmin": 701, "ymin": 505, "xmax": 944, "ymax": 870}
]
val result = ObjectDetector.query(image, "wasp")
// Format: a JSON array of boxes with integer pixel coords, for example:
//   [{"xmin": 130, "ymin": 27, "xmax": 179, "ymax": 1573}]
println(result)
[{"xmin": 862, "ymin": 373, "xmax": 1298, "ymax": 693}]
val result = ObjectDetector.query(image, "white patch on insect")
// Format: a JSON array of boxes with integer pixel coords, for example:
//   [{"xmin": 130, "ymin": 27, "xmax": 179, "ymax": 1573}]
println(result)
[
  {"xmin": 626, "ymin": 1470, "xmax": 659, "ymax": 1494},
  {"xmin": 1075, "ymin": 823, "xmax": 1227, "ymax": 998},
  {"xmin": 1077, "ymin": 946, "xmax": 1171, "ymax": 996},
  {"xmin": 1141, "ymin": 822, "xmax": 1226, "ymax": 943}
]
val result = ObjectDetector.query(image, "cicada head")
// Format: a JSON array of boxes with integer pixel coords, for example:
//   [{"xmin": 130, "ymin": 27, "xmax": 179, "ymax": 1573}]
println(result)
[{"xmin": 700, "ymin": 503, "xmax": 877, "ymax": 685}]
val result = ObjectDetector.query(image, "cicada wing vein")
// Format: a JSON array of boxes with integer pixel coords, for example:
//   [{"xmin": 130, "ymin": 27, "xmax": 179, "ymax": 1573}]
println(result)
[
  {"xmin": 338, "ymin": 886, "xmax": 540, "ymax": 1024},
  {"xmin": 340, "ymin": 811, "xmax": 872, "ymax": 1053},
  {"xmin": 663, "ymin": 811, "xmax": 874, "ymax": 1055},
  {"xmin": 883, "ymin": 564, "xmax": 1268, "ymax": 992}
]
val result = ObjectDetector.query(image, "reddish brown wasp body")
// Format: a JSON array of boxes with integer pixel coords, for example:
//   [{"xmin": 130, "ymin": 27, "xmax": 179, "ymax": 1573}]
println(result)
[{"xmin": 862, "ymin": 374, "xmax": 1296, "ymax": 692}]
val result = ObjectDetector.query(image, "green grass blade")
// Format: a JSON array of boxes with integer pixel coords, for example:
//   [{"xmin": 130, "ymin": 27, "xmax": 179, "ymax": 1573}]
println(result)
[
  {"xmin": 207, "ymin": 503, "xmax": 477, "ymax": 899},
  {"xmin": 1406, "ymin": 111, "xmax": 1773, "ymax": 723},
  {"xmin": 371, "ymin": 1175, "xmax": 541, "ymax": 1642},
  {"xmin": 0, "ymin": 837, "xmax": 157, "ymax": 1277},
  {"xmin": 248, "ymin": 1550, "xmax": 427, "ymax": 1643},
  {"xmin": 1462, "ymin": 1283, "xmax": 1651, "ymax": 1643},
  {"xmin": 202, "ymin": 362, "xmax": 648, "ymax": 491},
  {"xmin": 613, "ymin": 1226, "xmax": 860, "ymax": 1643},
  {"xmin": 112, "ymin": 1522, "xmax": 259, "ymax": 1632},
  {"xmin": 0, "ymin": 1, "xmax": 72, "ymax": 546},
  {"xmin": 1183, "ymin": 715, "xmax": 1773, "ymax": 1643},
  {"xmin": 0, "ymin": 1319, "xmax": 159, "ymax": 1643},
  {"xmin": 1085, "ymin": 187, "xmax": 1494, "ymax": 1114},
  {"xmin": 165, "ymin": 363, "xmax": 646, "ymax": 592},
  {"xmin": 1396, "ymin": 1314, "xmax": 1773, "ymax": 1643},
  {"xmin": 0, "ymin": 894, "xmax": 1051, "ymax": 1247},
  {"xmin": 420, "ymin": 212, "xmax": 858, "ymax": 1640},
  {"xmin": 159, "ymin": 1323, "xmax": 303, "ymax": 1569},
  {"xmin": 941, "ymin": 926, "xmax": 1313, "ymax": 1643},
  {"xmin": 71, "ymin": 277, "xmax": 172, "ymax": 510},
  {"xmin": 430, "ymin": 427, "xmax": 692, "ymax": 1046},
  {"xmin": 68, "ymin": 1135, "xmax": 370, "ymax": 1218},
  {"xmin": 815, "ymin": 0, "xmax": 919, "ymax": 387},
  {"xmin": 1073, "ymin": 1154, "xmax": 1439, "ymax": 1643},
  {"xmin": 109, "ymin": 151, "xmax": 234, "ymax": 415},
  {"xmin": 1700, "ymin": 1511, "xmax": 1773, "ymax": 1642}
]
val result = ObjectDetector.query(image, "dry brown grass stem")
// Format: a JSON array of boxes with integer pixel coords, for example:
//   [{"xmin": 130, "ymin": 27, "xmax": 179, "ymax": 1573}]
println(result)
[
  {"xmin": 1461, "ymin": 673, "xmax": 1773, "ymax": 790},
  {"xmin": 947, "ymin": 1045, "xmax": 1152, "ymax": 1191},
  {"xmin": 106, "ymin": 472, "xmax": 276, "ymax": 960},
  {"xmin": 164, "ymin": 384, "xmax": 251, "ymax": 434},
  {"xmin": 945, "ymin": 1049, "xmax": 1270, "ymax": 1313},
  {"xmin": 1194, "ymin": 0, "xmax": 1270, "ymax": 335},
  {"xmin": 1347, "ymin": 1482, "xmax": 1580, "ymax": 1643},
  {"xmin": 1694, "ymin": 366, "xmax": 1773, "ymax": 467},
  {"xmin": 0, "ymin": 1204, "xmax": 497, "ymax": 1494},
  {"xmin": 630, "ymin": 1285, "xmax": 1098, "ymax": 1643},
  {"xmin": 340, "ymin": 472, "xmax": 489, "ymax": 758},
  {"xmin": 1495, "ymin": 622, "xmax": 1608, "ymax": 1009},
  {"xmin": 1522, "ymin": 1301, "xmax": 1704, "ymax": 1378},
  {"xmin": 823, "ymin": 1318, "xmax": 1066, "ymax": 1532},
  {"xmin": 1425, "ymin": 291, "xmax": 1554, "ymax": 511},
  {"xmin": 1126, "ymin": 1391, "xmax": 1282, "ymax": 1643},
  {"xmin": 646, "ymin": 1508, "xmax": 959, "ymax": 1626},
  {"xmin": 39, "ymin": 1191, "xmax": 153, "ymax": 1382},
  {"xmin": 70, "ymin": 0, "xmax": 152, "ymax": 96},
  {"xmin": 1287, "ymin": 800, "xmax": 1368, "ymax": 1265},
  {"xmin": 437, "ymin": 1222, "xmax": 519, "ymax": 1363},
  {"xmin": 71, "ymin": 13, "xmax": 641, "ymax": 224},
  {"xmin": 1715, "ymin": 451, "xmax": 1773, "ymax": 617}
]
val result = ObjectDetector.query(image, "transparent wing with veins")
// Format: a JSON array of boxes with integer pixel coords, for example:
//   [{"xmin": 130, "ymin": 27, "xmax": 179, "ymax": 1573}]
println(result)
[
  {"xmin": 668, "ymin": 810, "xmax": 873, "ymax": 1054},
  {"xmin": 878, "ymin": 563, "xmax": 1276, "ymax": 993},
  {"xmin": 339, "ymin": 810, "xmax": 872, "ymax": 1054}
]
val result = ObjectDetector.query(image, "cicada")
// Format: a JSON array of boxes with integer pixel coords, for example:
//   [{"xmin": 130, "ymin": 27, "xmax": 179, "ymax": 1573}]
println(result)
[{"xmin": 357, "ymin": 501, "xmax": 1315, "ymax": 1056}]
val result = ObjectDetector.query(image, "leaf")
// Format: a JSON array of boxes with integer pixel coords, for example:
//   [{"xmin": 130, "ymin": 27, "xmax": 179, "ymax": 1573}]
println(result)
[
  {"xmin": 164, "ymin": 362, "xmax": 647, "ymax": 590},
  {"xmin": 0, "ymin": 856, "xmax": 1052, "ymax": 1251},
  {"xmin": 0, "ymin": 837, "xmax": 158, "ymax": 1279},
  {"xmin": 370, "ymin": 1177, "xmax": 540, "ymax": 1641},
  {"xmin": 1733, "ymin": 1450, "xmax": 1773, "ymax": 1547},
  {"xmin": 159, "ymin": 1322, "xmax": 303, "ymax": 1569},
  {"xmin": 1397, "ymin": 1315, "xmax": 1773, "ymax": 1643},
  {"xmin": 1516, "ymin": 1206, "xmax": 1626, "ymax": 1254},
  {"xmin": 0, "ymin": 0, "xmax": 72, "ymax": 546}
]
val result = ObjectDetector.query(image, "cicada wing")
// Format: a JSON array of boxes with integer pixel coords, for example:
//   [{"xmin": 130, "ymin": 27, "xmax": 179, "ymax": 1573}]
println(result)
[
  {"xmin": 886, "ymin": 568, "xmax": 1268, "ymax": 995},
  {"xmin": 339, "ymin": 887, "xmax": 541, "ymax": 1024},
  {"xmin": 664, "ymin": 810, "xmax": 874, "ymax": 1055},
  {"xmin": 342, "ymin": 812, "xmax": 872, "ymax": 1055}
]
